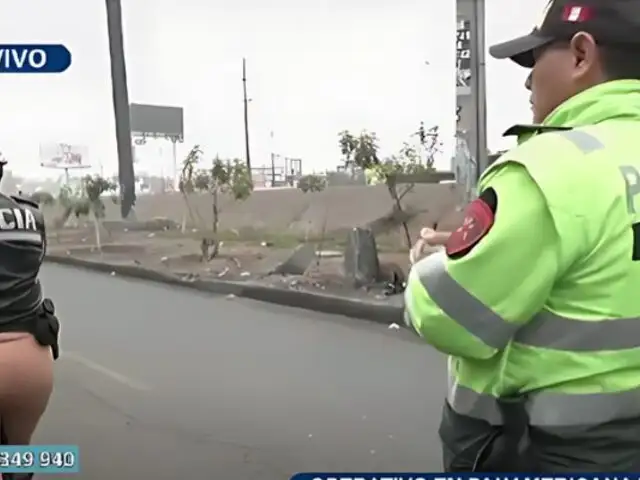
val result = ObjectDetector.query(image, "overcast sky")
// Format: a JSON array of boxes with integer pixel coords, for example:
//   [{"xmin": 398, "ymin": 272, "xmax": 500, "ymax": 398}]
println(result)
[{"xmin": 0, "ymin": 0, "xmax": 545, "ymax": 178}]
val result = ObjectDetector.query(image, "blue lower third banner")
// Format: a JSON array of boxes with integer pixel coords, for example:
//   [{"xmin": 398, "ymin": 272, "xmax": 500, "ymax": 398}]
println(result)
[
  {"xmin": 0, "ymin": 445, "xmax": 79, "ymax": 473},
  {"xmin": 291, "ymin": 475, "xmax": 640, "ymax": 480}
]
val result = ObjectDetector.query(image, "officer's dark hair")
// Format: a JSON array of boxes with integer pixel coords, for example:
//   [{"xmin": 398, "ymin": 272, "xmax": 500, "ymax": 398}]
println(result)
[{"xmin": 599, "ymin": 45, "xmax": 640, "ymax": 81}]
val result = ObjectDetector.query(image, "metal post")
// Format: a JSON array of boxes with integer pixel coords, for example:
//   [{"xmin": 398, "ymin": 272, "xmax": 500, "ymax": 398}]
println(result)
[
  {"xmin": 172, "ymin": 139, "xmax": 179, "ymax": 191},
  {"xmin": 270, "ymin": 130, "xmax": 275, "ymax": 187},
  {"xmin": 470, "ymin": 0, "xmax": 488, "ymax": 181}
]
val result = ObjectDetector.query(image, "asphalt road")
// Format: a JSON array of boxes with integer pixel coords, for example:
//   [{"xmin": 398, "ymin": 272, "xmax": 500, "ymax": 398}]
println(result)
[{"xmin": 33, "ymin": 264, "xmax": 446, "ymax": 479}]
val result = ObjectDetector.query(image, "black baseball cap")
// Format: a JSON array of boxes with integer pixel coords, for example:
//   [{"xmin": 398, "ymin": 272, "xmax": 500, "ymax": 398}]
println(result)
[{"xmin": 489, "ymin": 0, "xmax": 640, "ymax": 68}]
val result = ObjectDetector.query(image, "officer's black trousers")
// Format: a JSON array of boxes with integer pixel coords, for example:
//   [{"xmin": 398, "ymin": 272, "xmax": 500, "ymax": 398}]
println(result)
[{"xmin": 439, "ymin": 402, "xmax": 640, "ymax": 472}]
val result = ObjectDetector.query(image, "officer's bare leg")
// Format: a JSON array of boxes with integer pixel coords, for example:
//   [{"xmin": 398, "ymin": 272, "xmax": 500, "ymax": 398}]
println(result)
[{"xmin": 0, "ymin": 334, "xmax": 53, "ymax": 444}]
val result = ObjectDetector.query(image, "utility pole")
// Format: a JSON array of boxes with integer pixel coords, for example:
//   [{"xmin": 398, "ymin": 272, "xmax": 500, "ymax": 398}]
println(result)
[
  {"xmin": 270, "ymin": 130, "xmax": 276, "ymax": 187},
  {"xmin": 455, "ymin": 0, "xmax": 487, "ymax": 199},
  {"xmin": 105, "ymin": 0, "xmax": 136, "ymax": 218},
  {"xmin": 242, "ymin": 58, "xmax": 252, "ymax": 172},
  {"xmin": 471, "ymin": 0, "xmax": 488, "ymax": 181}
]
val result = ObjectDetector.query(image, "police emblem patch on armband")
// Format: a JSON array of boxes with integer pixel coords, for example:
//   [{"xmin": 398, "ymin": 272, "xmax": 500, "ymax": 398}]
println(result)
[{"xmin": 445, "ymin": 198, "xmax": 495, "ymax": 258}]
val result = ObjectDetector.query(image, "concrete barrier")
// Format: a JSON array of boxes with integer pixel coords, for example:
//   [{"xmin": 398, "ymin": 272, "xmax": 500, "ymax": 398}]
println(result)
[{"xmin": 42, "ymin": 183, "xmax": 465, "ymax": 238}]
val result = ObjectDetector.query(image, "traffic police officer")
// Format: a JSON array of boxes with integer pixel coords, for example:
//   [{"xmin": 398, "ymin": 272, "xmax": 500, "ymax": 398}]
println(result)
[
  {"xmin": 0, "ymin": 160, "xmax": 59, "ymax": 480},
  {"xmin": 404, "ymin": 0, "xmax": 640, "ymax": 472}
]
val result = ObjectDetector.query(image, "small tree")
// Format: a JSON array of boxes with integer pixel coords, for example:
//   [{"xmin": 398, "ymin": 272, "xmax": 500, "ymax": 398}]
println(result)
[
  {"xmin": 54, "ymin": 184, "xmax": 84, "ymax": 228},
  {"xmin": 297, "ymin": 174, "xmax": 326, "ymax": 193},
  {"xmin": 80, "ymin": 175, "xmax": 116, "ymax": 252},
  {"xmin": 338, "ymin": 130, "xmax": 357, "ymax": 175},
  {"xmin": 179, "ymin": 145, "xmax": 203, "ymax": 233},
  {"xmin": 338, "ymin": 130, "xmax": 379, "ymax": 177},
  {"xmin": 190, "ymin": 156, "xmax": 253, "ymax": 261},
  {"xmin": 413, "ymin": 123, "xmax": 442, "ymax": 170},
  {"xmin": 341, "ymin": 125, "xmax": 442, "ymax": 249}
]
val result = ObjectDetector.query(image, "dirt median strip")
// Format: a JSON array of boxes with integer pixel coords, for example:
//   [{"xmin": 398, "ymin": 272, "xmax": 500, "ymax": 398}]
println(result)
[{"xmin": 45, "ymin": 254, "xmax": 404, "ymax": 325}]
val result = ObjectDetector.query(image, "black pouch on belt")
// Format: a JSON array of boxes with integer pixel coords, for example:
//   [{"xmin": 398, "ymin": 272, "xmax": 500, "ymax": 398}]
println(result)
[{"xmin": 33, "ymin": 298, "xmax": 60, "ymax": 360}]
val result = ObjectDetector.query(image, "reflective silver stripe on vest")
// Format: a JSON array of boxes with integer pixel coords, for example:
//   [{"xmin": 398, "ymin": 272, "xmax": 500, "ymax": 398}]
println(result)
[
  {"xmin": 414, "ymin": 252, "xmax": 517, "ymax": 349},
  {"xmin": 448, "ymin": 381, "xmax": 502, "ymax": 425},
  {"xmin": 448, "ymin": 381, "xmax": 640, "ymax": 427},
  {"xmin": 516, "ymin": 310, "xmax": 640, "ymax": 351},
  {"xmin": 557, "ymin": 129, "xmax": 604, "ymax": 153},
  {"xmin": 0, "ymin": 231, "xmax": 42, "ymax": 243},
  {"xmin": 413, "ymin": 251, "xmax": 640, "ymax": 351}
]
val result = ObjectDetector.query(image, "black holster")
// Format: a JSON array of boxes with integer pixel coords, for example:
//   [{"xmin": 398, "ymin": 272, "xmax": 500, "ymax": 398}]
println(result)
[
  {"xmin": 0, "ymin": 298, "xmax": 60, "ymax": 360},
  {"xmin": 440, "ymin": 397, "xmax": 529, "ymax": 472}
]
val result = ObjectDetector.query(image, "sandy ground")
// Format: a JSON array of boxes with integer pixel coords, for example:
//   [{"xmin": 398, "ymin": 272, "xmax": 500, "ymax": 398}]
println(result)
[
  {"xmin": 47, "ymin": 225, "xmax": 417, "ymax": 299},
  {"xmin": 44, "ymin": 183, "xmax": 462, "ymax": 299}
]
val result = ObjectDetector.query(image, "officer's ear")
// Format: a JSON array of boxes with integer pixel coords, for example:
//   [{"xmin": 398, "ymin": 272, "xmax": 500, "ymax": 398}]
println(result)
[{"xmin": 568, "ymin": 32, "xmax": 598, "ymax": 79}]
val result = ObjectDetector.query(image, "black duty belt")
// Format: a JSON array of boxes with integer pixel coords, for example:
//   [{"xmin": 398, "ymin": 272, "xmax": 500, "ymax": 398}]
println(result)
[{"xmin": 0, "ymin": 298, "xmax": 60, "ymax": 360}]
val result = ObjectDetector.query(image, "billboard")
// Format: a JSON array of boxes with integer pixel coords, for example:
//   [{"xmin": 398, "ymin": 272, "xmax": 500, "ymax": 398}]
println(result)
[
  {"xmin": 129, "ymin": 103, "xmax": 184, "ymax": 140},
  {"xmin": 39, "ymin": 143, "xmax": 89, "ymax": 169}
]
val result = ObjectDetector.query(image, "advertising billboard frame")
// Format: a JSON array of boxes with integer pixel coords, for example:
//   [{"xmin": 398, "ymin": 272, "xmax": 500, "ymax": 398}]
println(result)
[{"xmin": 129, "ymin": 103, "xmax": 184, "ymax": 142}]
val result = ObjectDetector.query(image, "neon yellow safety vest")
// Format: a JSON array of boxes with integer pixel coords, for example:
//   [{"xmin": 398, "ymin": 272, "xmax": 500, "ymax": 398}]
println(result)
[{"xmin": 405, "ymin": 79, "xmax": 640, "ymax": 429}]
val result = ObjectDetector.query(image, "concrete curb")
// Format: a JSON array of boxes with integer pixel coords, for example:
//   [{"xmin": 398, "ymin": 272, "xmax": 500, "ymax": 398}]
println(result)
[{"xmin": 45, "ymin": 255, "xmax": 404, "ymax": 325}]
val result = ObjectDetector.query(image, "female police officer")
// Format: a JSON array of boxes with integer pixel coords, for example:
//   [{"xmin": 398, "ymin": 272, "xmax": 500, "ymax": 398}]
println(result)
[{"xmin": 0, "ymin": 159, "xmax": 59, "ymax": 479}]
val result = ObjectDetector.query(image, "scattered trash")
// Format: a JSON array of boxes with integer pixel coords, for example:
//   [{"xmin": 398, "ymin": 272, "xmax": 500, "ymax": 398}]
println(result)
[
  {"xmin": 226, "ymin": 294, "xmax": 236, "ymax": 299},
  {"xmin": 383, "ymin": 271, "xmax": 405, "ymax": 296},
  {"xmin": 181, "ymin": 273, "xmax": 198, "ymax": 282},
  {"xmin": 110, "ymin": 271, "xmax": 116, "ymax": 276},
  {"xmin": 147, "ymin": 233, "xmax": 155, "ymax": 238},
  {"xmin": 240, "ymin": 271, "xmax": 251, "ymax": 277},
  {"xmin": 260, "ymin": 241, "xmax": 273, "ymax": 247},
  {"xmin": 123, "ymin": 228, "xmax": 129, "ymax": 232},
  {"xmin": 316, "ymin": 250, "xmax": 342, "ymax": 258},
  {"xmin": 160, "ymin": 256, "xmax": 169, "ymax": 264},
  {"xmin": 388, "ymin": 323, "xmax": 400, "ymax": 330},
  {"xmin": 217, "ymin": 267, "xmax": 230, "ymax": 277},
  {"xmin": 308, "ymin": 434, "xmax": 313, "ymax": 438},
  {"xmin": 191, "ymin": 228, "xmax": 198, "ymax": 233}
]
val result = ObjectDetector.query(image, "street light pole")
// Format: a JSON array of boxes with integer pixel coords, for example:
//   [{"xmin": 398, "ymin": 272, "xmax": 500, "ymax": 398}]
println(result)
[
  {"xmin": 105, "ymin": 0, "xmax": 136, "ymax": 218},
  {"xmin": 242, "ymin": 58, "xmax": 252, "ymax": 172}
]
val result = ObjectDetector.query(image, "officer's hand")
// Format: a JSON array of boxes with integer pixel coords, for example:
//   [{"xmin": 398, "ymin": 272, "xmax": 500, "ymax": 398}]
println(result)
[
  {"xmin": 419, "ymin": 227, "xmax": 438, "ymax": 243},
  {"xmin": 410, "ymin": 228, "xmax": 437, "ymax": 265},
  {"xmin": 410, "ymin": 227, "xmax": 454, "ymax": 264}
]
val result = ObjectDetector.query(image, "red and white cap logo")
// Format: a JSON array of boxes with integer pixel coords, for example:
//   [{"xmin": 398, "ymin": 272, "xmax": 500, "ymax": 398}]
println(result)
[{"xmin": 562, "ymin": 5, "xmax": 592, "ymax": 22}]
